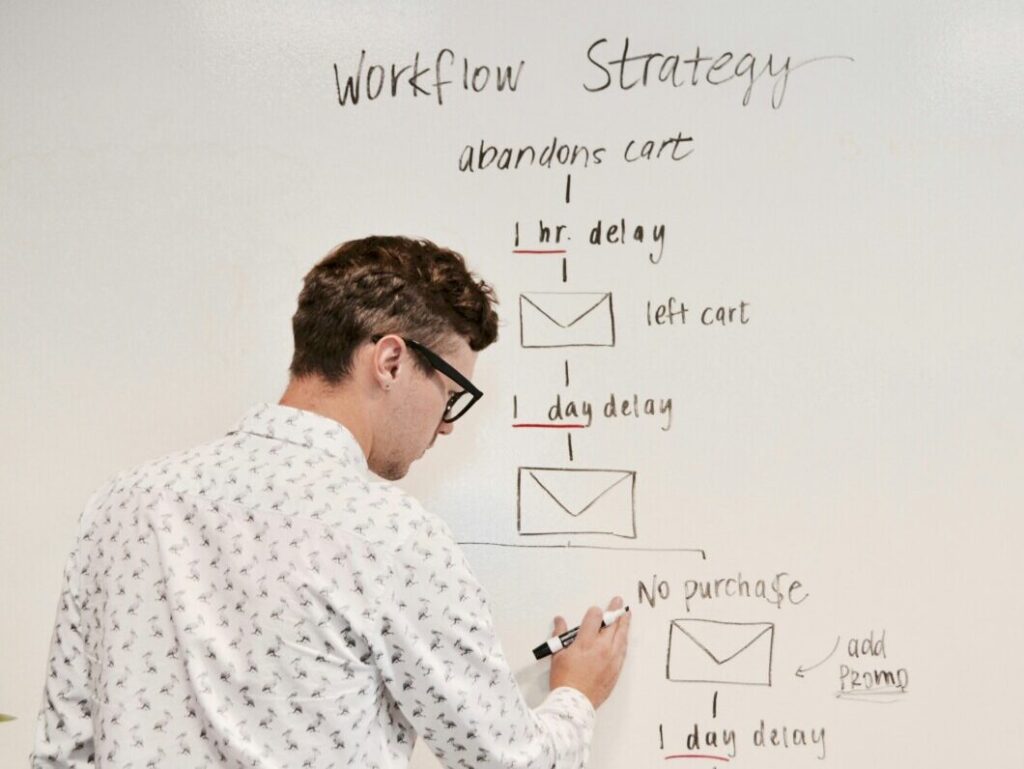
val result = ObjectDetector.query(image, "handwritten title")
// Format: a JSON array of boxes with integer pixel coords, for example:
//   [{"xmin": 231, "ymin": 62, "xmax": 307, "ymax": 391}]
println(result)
[{"xmin": 333, "ymin": 37, "xmax": 850, "ymax": 110}]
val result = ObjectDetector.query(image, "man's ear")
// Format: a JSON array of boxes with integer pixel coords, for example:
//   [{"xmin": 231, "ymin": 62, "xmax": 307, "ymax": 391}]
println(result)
[{"xmin": 371, "ymin": 336, "xmax": 405, "ymax": 389}]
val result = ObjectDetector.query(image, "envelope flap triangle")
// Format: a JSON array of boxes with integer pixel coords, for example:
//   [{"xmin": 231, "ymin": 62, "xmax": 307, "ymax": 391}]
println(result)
[
  {"xmin": 521, "ymin": 293, "xmax": 610, "ymax": 328},
  {"xmin": 676, "ymin": 621, "xmax": 772, "ymax": 665},
  {"xmin": 528, "ymin": 470, "xmax": 631, "ymax": 517}
]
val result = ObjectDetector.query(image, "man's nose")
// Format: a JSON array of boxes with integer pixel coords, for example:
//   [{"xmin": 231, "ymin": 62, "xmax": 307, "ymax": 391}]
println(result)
[{"xmin": 437, "ymin": 419, "xmax": 455, "ymax": 436}]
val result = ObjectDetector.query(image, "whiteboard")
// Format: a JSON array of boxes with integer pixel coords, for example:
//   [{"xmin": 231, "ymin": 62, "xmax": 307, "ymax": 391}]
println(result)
[{"xmin": 2, "ymin": 2, "xmax": 1022, "ymax": 767}]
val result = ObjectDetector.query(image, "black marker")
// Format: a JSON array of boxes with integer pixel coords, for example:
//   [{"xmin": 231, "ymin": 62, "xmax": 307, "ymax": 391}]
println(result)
[{"xmin": 532, "ymin": 607, "xmax": 630, "ymax": 660}]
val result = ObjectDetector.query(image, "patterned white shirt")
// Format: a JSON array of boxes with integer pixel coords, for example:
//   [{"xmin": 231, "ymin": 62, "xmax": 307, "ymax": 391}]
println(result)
[{"xmin": 32, "ymin": 403, "xmax": 595, "ymax": 768}]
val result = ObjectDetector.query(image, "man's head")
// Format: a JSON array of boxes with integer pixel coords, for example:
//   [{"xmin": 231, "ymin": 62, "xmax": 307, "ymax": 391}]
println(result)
[{"xmin": 284, "ymin": 236, "xmax": 499, "ymax": 480}]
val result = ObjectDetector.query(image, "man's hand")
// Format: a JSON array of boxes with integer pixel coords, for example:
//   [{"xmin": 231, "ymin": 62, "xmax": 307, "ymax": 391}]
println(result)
[{"xmin": 548, "ymin": 595, "xmax": 631, "ymax": 709}]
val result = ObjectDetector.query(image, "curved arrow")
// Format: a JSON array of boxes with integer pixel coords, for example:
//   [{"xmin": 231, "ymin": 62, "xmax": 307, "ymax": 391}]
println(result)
[{"xmin": 795, "ymin": 636, "xmax": 841, "ymax": 678}]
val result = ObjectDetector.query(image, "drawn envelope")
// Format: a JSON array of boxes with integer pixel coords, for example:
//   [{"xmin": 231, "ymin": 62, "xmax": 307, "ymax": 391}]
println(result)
[
  {"xmin": 519, "ymin": 292, "xmax": 615, "ymax": 348},
  {"xmin": 666, "ymin": 619, "xmax": 774, "ymax": 686},
  {"xmin": 517, "ymin": 467, "xmax": 636, "ymax": 538}
]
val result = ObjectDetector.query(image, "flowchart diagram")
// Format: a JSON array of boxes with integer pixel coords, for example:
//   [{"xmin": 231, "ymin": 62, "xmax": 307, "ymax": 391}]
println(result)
[
  {"xmin": 459, "ymin": 168, "xmax": 910, "ymax": 766},
  {"xmin": 498, "ymin": 176, "xmax": 695, "ymax": 554}
]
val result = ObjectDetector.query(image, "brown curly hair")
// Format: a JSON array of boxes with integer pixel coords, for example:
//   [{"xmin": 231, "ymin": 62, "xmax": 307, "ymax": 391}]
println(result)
[{"xmin": 288, "ymin": 236, "xmax": 499, "ymax": 384}]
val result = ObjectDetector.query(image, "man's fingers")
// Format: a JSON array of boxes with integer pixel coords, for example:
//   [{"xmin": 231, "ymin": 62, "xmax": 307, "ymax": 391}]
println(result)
[
  {"xmin": 573, "ymin": 598, "xmax": 628, "ymax": 649},
  {"xmin": 604, "ymin": 596, "xmax": 626, "ymax": 643},
  {"xmin": 577, "ymin": 605, "xmax": 604, "ymax": 643},
  {"xmin": 553, "ymin": 615, "xmax": 568, "ymax": 635},
  {"xmin": 612, "ymin": 609, "xmax": 631, "ymax": 650}
]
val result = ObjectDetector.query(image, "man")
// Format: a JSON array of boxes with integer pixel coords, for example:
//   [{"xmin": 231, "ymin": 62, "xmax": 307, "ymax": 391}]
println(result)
[{"xmin": 32, "ymin": 236, "xmax": 630, "ymax": 768}]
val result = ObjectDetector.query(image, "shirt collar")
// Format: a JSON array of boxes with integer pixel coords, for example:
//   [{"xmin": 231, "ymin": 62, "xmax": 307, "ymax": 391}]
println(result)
[{"xmin": 228, "ymin": 402, "xmax": 369, "ymax": 472}]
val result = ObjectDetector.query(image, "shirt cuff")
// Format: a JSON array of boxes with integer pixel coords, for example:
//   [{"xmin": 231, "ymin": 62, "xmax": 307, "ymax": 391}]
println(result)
[{"xmin": 538, "ymin": 685, "xmax": 597, "ymax": 744}]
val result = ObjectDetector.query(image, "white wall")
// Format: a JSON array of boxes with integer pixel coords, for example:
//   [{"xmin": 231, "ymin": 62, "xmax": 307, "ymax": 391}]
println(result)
[{"xmin": 2, "ymin": 2, "xmax": 1022, "ymax": 766}]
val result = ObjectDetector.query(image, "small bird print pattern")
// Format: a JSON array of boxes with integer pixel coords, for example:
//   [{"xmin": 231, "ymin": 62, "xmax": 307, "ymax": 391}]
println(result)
[{"xmin": 32, "ymin": 403, "xmax": 594, "ymax": 769}]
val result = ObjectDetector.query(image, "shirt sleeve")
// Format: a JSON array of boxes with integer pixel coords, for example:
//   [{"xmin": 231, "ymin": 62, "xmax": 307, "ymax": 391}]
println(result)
[
  {"xmin": 366, "ymin": 511, "xmax": 596, "ymax": 769},
  {"xmin": 30, "ymin": 477, "xmax": 118, "ymax": 768},
  {"xmin": 30, "ymin": 545, "xmax": 95, "ymax": 767}
]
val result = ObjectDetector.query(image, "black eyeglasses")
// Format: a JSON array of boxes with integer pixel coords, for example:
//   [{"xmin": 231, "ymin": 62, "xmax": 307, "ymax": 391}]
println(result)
[{"xmin": 371, "ymin": 335, "xmax": 483, "ymax": 423}]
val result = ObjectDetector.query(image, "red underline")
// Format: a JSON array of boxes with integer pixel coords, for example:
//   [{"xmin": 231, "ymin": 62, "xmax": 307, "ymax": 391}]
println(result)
[
  {"xmin": 512, "ymin": 423, "xmax": 587, "ymax": 429},
  {"xmin": 664, "ymin": 755, "xmax": 731, "ymax": 762},
  {"xmin": 512, "ymin": 249, "xmax": 567, "ymax": 254}
]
